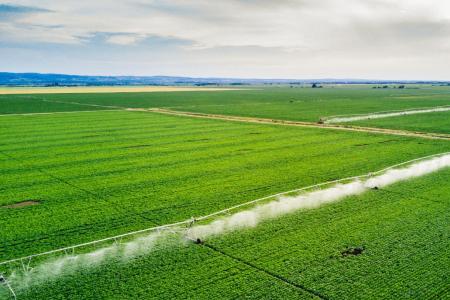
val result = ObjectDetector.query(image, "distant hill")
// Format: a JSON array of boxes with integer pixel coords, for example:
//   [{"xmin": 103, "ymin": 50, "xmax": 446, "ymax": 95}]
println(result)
[{"xmin": 0, "ymin": 72, "xmax": 448, "ymax": 86}]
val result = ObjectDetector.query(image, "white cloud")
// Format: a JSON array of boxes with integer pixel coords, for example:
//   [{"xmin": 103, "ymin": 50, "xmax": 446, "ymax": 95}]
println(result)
[
  {"xmin": 105, "ymin": 34, "xmax": 146, "ymax": 45},
  {"xmin": 1, "ymin": 0, "xmax": 450, "ymax": 79}
]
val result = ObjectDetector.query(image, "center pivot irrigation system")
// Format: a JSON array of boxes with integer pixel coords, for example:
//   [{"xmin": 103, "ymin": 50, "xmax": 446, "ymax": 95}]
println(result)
[
  {"xmin": 1, "ymin": 152, "xmax": 450, "ymax": 298},
  {"xmin": 320, "ymin": 105, "xmax": 450, "ymax": 124}
]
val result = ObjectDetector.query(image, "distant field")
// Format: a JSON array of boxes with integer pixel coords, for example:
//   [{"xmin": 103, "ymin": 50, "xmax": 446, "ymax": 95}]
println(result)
[
  {"xmin": 1, "ymin": 86, "xmax": 449, "ymax": 134},
  {"xmin": 11, "ymin": 168, "xmax": 450, "ymax": 299},
  {"xmin": 0, "ymin": 86, "xmax": 241, "ymax": 95},
  {"xmin": 1, "ymin": 86, "xmax": 449, "ymax": 299},
  {"xmin": 174, "ymin": 88, "xmax": 450, "ymax": 123}
]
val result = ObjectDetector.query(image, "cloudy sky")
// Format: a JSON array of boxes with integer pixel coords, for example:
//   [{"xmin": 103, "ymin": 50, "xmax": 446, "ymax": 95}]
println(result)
[{"xmin": 1, "ymin": 0, "xmax": 450, "ymax": 79}]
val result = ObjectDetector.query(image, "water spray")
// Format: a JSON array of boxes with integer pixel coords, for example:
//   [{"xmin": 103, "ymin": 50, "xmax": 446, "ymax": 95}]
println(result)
[
  {"xmin": 187, "ymin": 153, "xmax": 450, "ymax": 239},
  {"xmin": 323, "ymin": 106, "xmax": 450, "ymax": 123},
  {"xmin": 1, "ymin": 152, "xmax": 449, "ymax": 294}
]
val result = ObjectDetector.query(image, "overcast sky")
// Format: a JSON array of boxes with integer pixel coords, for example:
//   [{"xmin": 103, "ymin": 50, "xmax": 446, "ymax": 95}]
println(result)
[{"xmin": 1, "ymin": 0, "xmax": 450, "ymax": 79}]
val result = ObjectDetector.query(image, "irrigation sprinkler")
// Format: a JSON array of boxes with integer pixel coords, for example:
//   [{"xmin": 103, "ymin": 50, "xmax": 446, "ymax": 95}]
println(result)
[
  {"xmin": 0, "ymin": 274, "xmax": 16, "ymax": 300},
  {"xmin": 20, "ymin": 257, "xmax": 33, "ymax": 274},
  {"xmin": 0, "ymin": 219, "xmax": 192, "ymax": 270},
  {"xmin": 63, "ymin": 247, "xmax": 76, "ymax": 257},
  {"xmin": 112, "ymin": 237, "xmax": 122, "ymax": 246},
  {"xmin": 0, "ymin": 151, "xmax": 447, "ymax": 289},
  {"xmin": 188, "ymin": 217, "xmax": 197, "ymax": 228}
]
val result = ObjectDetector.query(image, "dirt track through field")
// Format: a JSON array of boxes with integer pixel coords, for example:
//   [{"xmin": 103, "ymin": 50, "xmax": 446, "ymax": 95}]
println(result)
[{"xmin": 146, "ymin": 108, "xmax": 450, "ymax": 141}]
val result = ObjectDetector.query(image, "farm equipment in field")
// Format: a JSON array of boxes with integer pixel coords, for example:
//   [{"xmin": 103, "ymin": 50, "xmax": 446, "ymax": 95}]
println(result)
[{"xmin": 0, "ymin": 274, "xmax": 16, "ymax": 300}]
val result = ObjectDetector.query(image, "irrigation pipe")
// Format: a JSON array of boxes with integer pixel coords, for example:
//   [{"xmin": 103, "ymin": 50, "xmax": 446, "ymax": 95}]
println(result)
[
  {"xmin": 322, "ymin": 105, "xmax": 450, "ymax": 123},
  {"xmin": 324, "ymin": 105, "xmax": 450, "ymax": 119},
  {"xmin": 0, "ymin": 274, "xmax": 16, "ymax": 299},
  {"xmin": 1, "ymin": 151, "xmax": 449, "ymax": 267}
]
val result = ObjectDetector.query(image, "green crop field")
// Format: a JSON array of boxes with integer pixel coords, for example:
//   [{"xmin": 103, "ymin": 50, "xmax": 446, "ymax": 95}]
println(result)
[
  {"xmin": 4, "ymin": 110, "xmax": 448, "ymax": 260},
  {"xmin": 1, "ymin": 86, "xmax": 450, "ymax": 119},
  {"xmin": 1, "ymin": 86, "xmax": 449, "ymax": 299},
  {"xmin": 12, "ymin": 168, "xmax": 450, "ymax": 300},
  {"xmin": 2, "ymin": 85, "xmax": 449, "ymax": 133},
  {"xmin": 0, "ymin": 96, "xmax": 107, "ymax": 114}
]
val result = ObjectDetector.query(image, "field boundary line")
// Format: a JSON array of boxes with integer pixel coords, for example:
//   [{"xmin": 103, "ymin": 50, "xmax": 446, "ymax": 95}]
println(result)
[
  {"xmin": 41, "ymin": 99, "xmax": 125, "ymax": 109},
  {"xmin": 146, "ymin": 108, "xmax": 450, "ymax": 140},
  {"xmin": 1, "ymin": 151, "xmax": 449, "ymax": 267},
  {"xmin": 201, "ymin": 242, "xmax": 329, "ymax": 299}
]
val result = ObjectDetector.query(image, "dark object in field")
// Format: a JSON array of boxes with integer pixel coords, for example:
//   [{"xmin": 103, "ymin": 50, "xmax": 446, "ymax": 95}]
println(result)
[
  {"xmin": 341, "ymin": 246, "xmax": 365, "ymax": 257},
  {"xmin": 0, "ymin": 275, "xmax": 5, "ymax": 283},
  {"xmin": 372, "ymin": 186, "xmax": 379, "ymax": 190},
  {"xmin": 195, "ymin": 238, "xmax": 203, "ymax": 244},
  {"xmin": 318, "ymin": 118, "xmax": 324, "ymax": 124}
]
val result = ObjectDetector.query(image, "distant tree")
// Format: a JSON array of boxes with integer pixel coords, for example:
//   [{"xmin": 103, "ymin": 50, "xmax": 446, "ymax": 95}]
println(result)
[
  {"xmin": 398, "ymin": 85, "xmax": 405, "ymax": 89},
  {"xmin": 312, "ymin": 83, "xmax": 318, "ymax": 88}
]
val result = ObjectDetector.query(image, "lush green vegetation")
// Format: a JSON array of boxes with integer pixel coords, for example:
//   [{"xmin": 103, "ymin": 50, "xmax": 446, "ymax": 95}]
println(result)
[
  {"xmin": 1, "ymin": 87, "xmax": 449, "ymax": 299},
  {"xmin": 3, "ymin": 111, "xmax": 448, "ymax": 261},
  {"xmin": 1, "ymin": 86, "xmax": 449, "ymax": 123},
  {"xmin": 0, "ymin": 96, "xmax": 107, "ymax": 114},
  {"xmin": 8, "ymin": 168, "xmax": 449, "ymax": 300}
]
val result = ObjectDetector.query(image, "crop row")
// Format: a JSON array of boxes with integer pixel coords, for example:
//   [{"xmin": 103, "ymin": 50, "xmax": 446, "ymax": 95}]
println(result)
[
  {"xmin": 2, "ymin": 110, "xmax": 450, "ymax": 261},
  {"xmin": 7, "ymin": 165, "xmax": 450, "ymax": 299}
]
